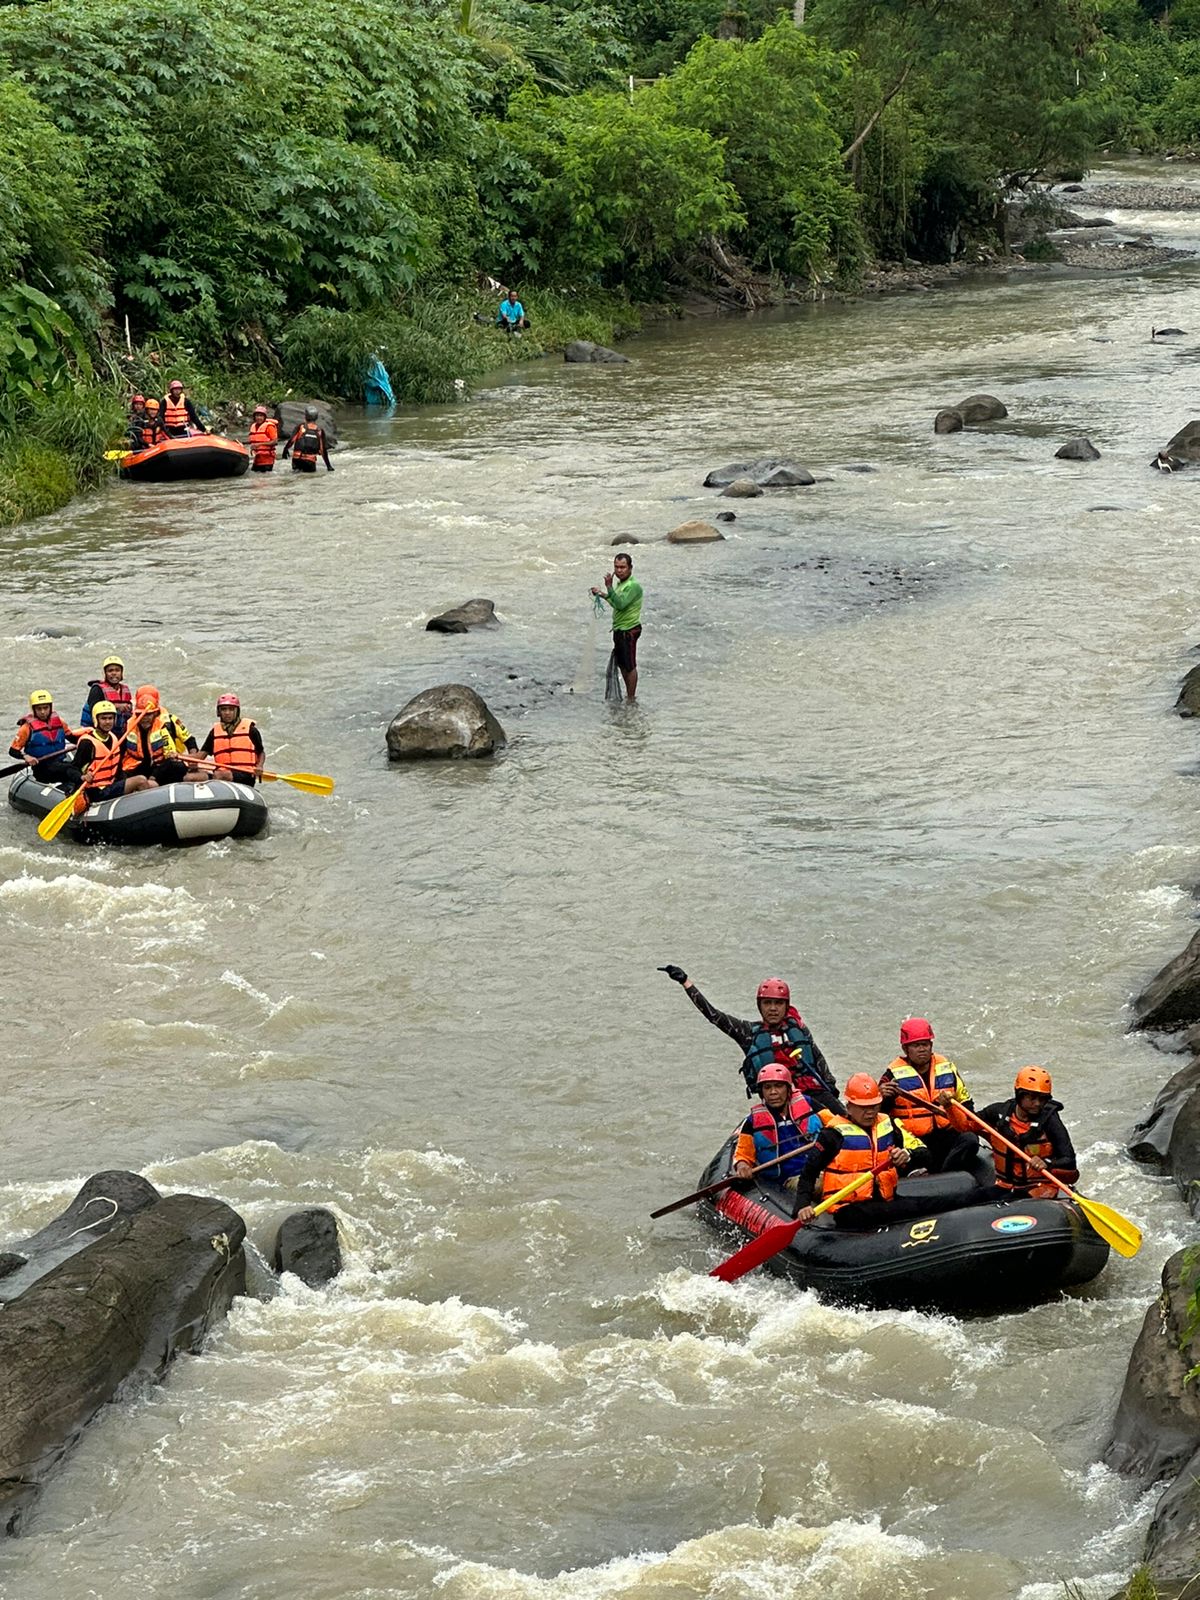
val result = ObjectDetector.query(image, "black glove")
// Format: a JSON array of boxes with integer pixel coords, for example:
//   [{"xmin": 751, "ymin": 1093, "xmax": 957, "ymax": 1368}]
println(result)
[{"xmin": 658, "ymin": 965, "xmax": 688, "ymax": 984}]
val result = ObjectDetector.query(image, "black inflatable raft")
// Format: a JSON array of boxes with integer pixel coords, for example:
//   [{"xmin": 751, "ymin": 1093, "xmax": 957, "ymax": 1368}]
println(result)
[
  {"xmin": 9, "ymin": 770, "xmax": 268, "ymax": 846},
  {"xmin": 698, "ymin": 1137, "xmax": 1109, "ymax": 1311},
  {"xmin": 118, "ymin": 434, "xmax": 250, "ymax": 481}
]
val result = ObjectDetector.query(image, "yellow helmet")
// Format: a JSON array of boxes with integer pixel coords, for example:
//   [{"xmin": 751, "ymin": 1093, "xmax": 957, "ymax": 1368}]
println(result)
[
  {"xmin": 92, "ymin": 700, "xmax": 117, "ymax": 718},
  {"xmin": 29, "ymin": 690, "xmax": 52, "ymax": 707},
  {"xmin": 102, "ymin": 655, "xmax": 124, "ymax": 670}
]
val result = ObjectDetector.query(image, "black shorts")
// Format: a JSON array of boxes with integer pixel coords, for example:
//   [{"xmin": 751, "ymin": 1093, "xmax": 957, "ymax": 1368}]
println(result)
[{"xmin": 613, "ymin": 625, "xmax": 641, "ymax": 672}]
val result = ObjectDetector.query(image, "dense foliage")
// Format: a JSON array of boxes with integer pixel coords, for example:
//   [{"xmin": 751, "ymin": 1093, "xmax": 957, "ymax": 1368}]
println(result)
[{"xmin": 0, "ymin": 0, "xmax": 1164, "ymax": 521}]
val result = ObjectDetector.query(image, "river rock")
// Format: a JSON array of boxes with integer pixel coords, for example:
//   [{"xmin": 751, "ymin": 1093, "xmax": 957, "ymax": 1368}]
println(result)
[
  {"xmin": 0, "ymin": 1254, "xmax": 23, "ymax": 1280},
  {"xmin": 273, "ymin": 1208, "xmax": 341, "ymax": 1288},
  {"xmin": 1163, "ymin": 421, "xmax": 1200, "ymax": 463},
  {"xmin": 1104, "ymin": 1250, "xmax": 1200, "ymax": 1482},
  {"xmin": 275, "ymin": 399, "xmax": 338, "ymax": 449},
  {"xmin": 0, "ymin": 1171, "xmax": 162, "ymax": 1304},
  {"xmin": 716, "ymin": 511, "xmax": 736, "ymax": 522},
  {"xmin": 720, "ymin": 478, "xmax": 762, "ymax": 498},
  {"xmin": 1175, "ymin": 662, "xmax": 1200, "ymax": 716},
  {"xmin": 956, "ymin": 394, "xmax": 1008, "ymax": 424},
  {"xmin": 934, "ymin": 410, "xmax": 964, "ymax": 434},
  {"xmin": 667, "ymin": 520, "xmax": 723, "ymax": 543},
  {"xmin": 1055, "ymin": 437, "xmax": 1101, "ymax": 460},
  {"xmin": 1131, "ymin": 928, "xmax": 1200, "ymax": 1033},
  {"xmin": 1145, "ymin": 1441, "xmax": 1200, "ymax": 1584},
  {"xmin": 703, "ymin": 458, "xmax": 815, "ymax": 488},
  {"xmin": 386, "ymin": 684, "xmax": 506, "ymax": 760},
  {"xmin": 1130, "ymin": 1055, "xmax": 1200, "ymax": 1166},
  {"xmin": 425, "ymin": 599, "xmax": 499, "ymax": 634},
  {"xmin": 563, "ymin": 340, "xmax": 629, "ymax": 364},
  {"xmin": 0, "ymin": 1190, "xmax": 246, "ymax": 1534}
]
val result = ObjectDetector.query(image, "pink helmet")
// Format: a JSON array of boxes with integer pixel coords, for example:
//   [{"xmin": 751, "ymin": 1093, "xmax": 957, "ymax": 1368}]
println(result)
[
  {"xmin": 900, "ymin": 1016, "xmax": 934, "ymax": 1046},
  {"xmin": 216, "ymin": 693, "xmax": 240, "ymax": 708},
  {"xmin": 756, "ymin": 1064, "xmax": 794, "ymax": 1089},
  {"xmin": 756, "ymin": 978, "xmax": 790, "ymax": 1003}
]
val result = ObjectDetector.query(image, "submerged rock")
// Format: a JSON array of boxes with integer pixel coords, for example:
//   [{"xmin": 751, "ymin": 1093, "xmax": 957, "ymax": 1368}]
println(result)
[
  {"xmin": 425, "ymin": 599, "xmax": 499, "ymax": 634},
  {"xmin": 716, "ymin": 511, "xmax": 736, "ymax": 522},
  {"xmin": 386, "ymin": 684, "xmax": 507, "ymax": 760},
  {"xmin": 956, "ymin": 394, "xmax": 1008, "ymax": 424},
  {"xmin": 274, "ymin": 1209, "xmax": 341, "ymax": 1288},
  {"xmin": 0, "ymin": 1190, "xmax": 246, "ymax": 1534},
  {"xmin": 1163, "ymin": 420, "xmax": 1200, "ymax": 463},
  {"xmin": 667, "ymin": 520, "xmax": 723, "ymax": 543},
  {"xmin": 1176, "ymin": 662, "xmax": 1200, "ymax": 716},
  {"xmin": 564, "ymin": 341, "xmax": 629, "ymax": 364},
  {"xmin": 275, "ymin": 399, "xmax": 338, "ymax": 449},
  {"xmin": 934, "ymin": 410, "xmax": 964, "ymax": 434},
  {"xmin": 703, "ymin": 458, "xmax": 815, "ymax": 488},
  {"xmin": 720, "ymin": 478, "xmax": 762, "ymax": 498},
  {"xmin": 1055, "ymin": 437, "xmax": 1101, "ymax": 460}
]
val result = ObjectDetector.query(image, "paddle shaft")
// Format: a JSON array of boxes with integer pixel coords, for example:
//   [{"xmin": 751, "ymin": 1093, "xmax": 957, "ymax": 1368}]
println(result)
[
  {"xmin": 891, "ymin": 1085, "xmax": 1070, "ymax": 1196},
  {"xmin": 650, "ymin": 1140, "xmax": 818, "ymax": 1219},
  {"xmin": 181, "ymin": 753, "xmax": 334, "ymax": 793}
]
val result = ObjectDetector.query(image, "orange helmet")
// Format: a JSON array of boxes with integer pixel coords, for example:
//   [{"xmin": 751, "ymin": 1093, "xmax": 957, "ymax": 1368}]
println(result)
[
  {"xmin": 134, "ymin": 684, "xmax": 161, "ymax": 712},
  {"xmin": 1014, "ymin": 1065, "xmax": 1052, "ymax": 1097},
  {"xmin": 845, "ymin": 1072, "xmax": 883, "ymax": 1106}
]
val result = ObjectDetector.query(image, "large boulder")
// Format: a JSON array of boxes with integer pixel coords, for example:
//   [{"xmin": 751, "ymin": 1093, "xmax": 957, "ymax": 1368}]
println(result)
[
  {"xmin": 564, "ymin": 341, "xmax": 629, "ymax": 364},
  {"xmin": 1055, "ymin": 437, "xmax": 1101, "ymax": 460},
  {"xmin": 934, "ymin": 410, "xmax": 964, "ymax": 434},
  {"xmin": 1130, "ymin": 1055, "xmax": 1200, "ymax": 1166},
  {"xmin": 1145, "ymin": 1442, "xmax": 1200, "ymax": 1583},
  {"xmin": 1104, "ymin": 1250, "xmax": 1200, "ymax": 1482},
  {"xmin": 720, "ymin": 478, "xmax": 762, "ymax": 498},
  {"xmin": 704, "ymin": 458, "xmax": 815, "ymax": 488},
  {"xmin": 0, "ymin": 1190, "xmax": 246, "ymax": 1534},
  {"xmin": 1131, "ymin": 929, "xmax": 1200, "ymax": 1033},
  {"xmin": 386, "ymin": 684, "xmax": 506, "ymax": 760},
  {"xmin": 1177, "ymin": 663, "xmax": 1200, "ymax": 717},
  {"xmin": 275, "ymin": 399, "xmax": 338, "ymax": 449},
  {"xmin": 1164, "ymin": 421, "xmax": 1200, "ymax": 463},
  {"xmin": 274, "ymin": 1209, "xmax": 341, "ymax": 1288},
  {"xmin": 668, "ymin": 520, "xmax": 723, "ymax": 543},
  {"xmin": 956, "ymin": 393, "xmax": 1008, "ymax": 424},
  {"xmin": 425, "ymin": 599, "xmax": 499, "ymax": 634},
  {"xmin": 0, "ymin": 1171, "xmax": 162, "ymax": 1304}
]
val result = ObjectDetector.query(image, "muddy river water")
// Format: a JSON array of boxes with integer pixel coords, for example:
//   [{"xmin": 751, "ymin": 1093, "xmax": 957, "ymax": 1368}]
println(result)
[{"xmin": 2, "ymin": 171, "xmax": 1200, "ymax": 1598}]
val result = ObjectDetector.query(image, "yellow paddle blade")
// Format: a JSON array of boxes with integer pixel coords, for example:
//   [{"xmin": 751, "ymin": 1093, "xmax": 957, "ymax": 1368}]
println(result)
[
  {"xmin": 104, "ymin": 449, "xmax": 131, "ymax": 461},
  {"xmin": 1073, "ymin": 1192, "xmax": 1142, "ymax": 1258},
  {"xmin": 261, "ymin": 771, "xmax": 335, "ymax": 795},
  {"xmin": 37, "ymin": 790, "xmax": 80, "ymax": 841}
]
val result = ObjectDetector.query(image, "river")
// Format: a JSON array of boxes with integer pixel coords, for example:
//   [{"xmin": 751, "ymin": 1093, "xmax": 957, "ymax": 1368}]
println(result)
[{"xmin": 1, "ymin": 175, "xmax": 1199, "ymax": 1599}]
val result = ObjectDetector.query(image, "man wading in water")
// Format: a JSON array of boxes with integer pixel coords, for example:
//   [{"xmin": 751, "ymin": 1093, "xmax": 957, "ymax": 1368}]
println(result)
[{"xmin": 591, "ymin": 551, "xmax": 643, "ymax": 700}]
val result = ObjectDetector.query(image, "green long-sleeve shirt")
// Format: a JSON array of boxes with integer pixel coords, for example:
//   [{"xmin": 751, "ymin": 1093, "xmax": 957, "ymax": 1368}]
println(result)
[{"xmin": 604, "ymin": 577, "xmax": 643, "ymax": 631}]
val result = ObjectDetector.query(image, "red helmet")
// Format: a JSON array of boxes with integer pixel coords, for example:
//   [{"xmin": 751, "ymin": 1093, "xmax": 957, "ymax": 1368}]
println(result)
[
  {"xmin": 168, "ymin": 379, "xmax": 183, "ymax": 392},
  {"xmin": 216, "ymin": 693, "xmax": 240, "ymax": 708},
  {"xmin": 900, "ymin": 1016, "xmax": 934, "ymax": 1046},
  {"xmin": 756, "ymin": 978, "xmax": 790, "ymax": 1003},
  {"xmin": 252, "ymin": 403, "xmax": 267, "ymax": 416},
  {"xmin": 132, "ymin": 393, "xmax": 145, "ymax": 406},
  {"xmin": 845, "ymin": 1072, "xmax": 884, "ymax": 1106},
  {"xmin": 756, "ymin": 1064, "xmax": 794, "ymax": 1089},
  {"xmin": 1014, "ymin": 1065, "xmax": 1052, "ymax": 1096}
]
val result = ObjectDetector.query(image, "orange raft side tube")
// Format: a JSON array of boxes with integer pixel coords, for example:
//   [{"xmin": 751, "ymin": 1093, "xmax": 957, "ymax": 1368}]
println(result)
[{"xmin": 118, "ymin": 434, "xmax": 251, "ymax": 482}]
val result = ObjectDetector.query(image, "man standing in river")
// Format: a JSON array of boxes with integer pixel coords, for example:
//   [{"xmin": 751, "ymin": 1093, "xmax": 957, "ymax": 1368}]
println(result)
[{"xmin": 591, "ymin": 551, "xmax": 642, "ymax": 700}]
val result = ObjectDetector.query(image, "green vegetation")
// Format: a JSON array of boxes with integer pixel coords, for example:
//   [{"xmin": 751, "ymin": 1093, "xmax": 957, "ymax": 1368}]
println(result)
[{"xmin": 0, "ymin": 0, "xmax": 1163, "ymax": 522}]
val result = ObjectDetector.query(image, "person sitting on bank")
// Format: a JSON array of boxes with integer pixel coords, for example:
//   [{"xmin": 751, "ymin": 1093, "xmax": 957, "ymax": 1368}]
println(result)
[
  {"xmin": 10, "ymin": 690, "xmax": 79, "ymax": 789},
  {"xmin": 155, "ymin": 379, "xmax": 204, "ymax": 439},
  {"xmin": 946, "ymin": 1066, "xmax": 1078, "ymax": 1202},
  {"xmin": 791, "ymin": 1073, "xmax": 975, "ymax": 1230},
  {"xmin": 731, "ymin": 1065, "xmax": 825, "ymax": 1188},
  {"xmin": 496, "ymin": 289, "xmax": 529, "ymax": 333},
  {"xmin": 659, "ymin": 965, "xmax": 840, "ymax": 1112},
  {"xmin": 247, "ymin": 404, "xmax": 279, "ymax": 473},
  {"xmin": 879, "ymin": 1016, "xmax": 979, "ymax": 1174},
  {"xmin": 121, "ymin": 685, "xmax": 197, "ymax": 785},
  {"xmin": 73, "ymin": 701, "xmax": 156, "ymax": 805},
  {"xmin": 81, "ymin": 654, "xmax": 134, "ymax": 736},
  {"xmin": 591, "ymin": 551, "xmax": 643, "ymax": 701},
  {"xmin": 200, "ymin": 693, "xmax": 264, "ymax": 784},
  {"xmin": 282, "ymin": 407, "xmax": 334, "ymax": 473}
]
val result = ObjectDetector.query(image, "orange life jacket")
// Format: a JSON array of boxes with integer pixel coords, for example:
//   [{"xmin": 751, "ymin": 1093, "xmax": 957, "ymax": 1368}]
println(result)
[
  {"xmin": 121, "ymin": 713, "xmax": 172, "ymax": 772},
  {"xmin": 291, "ymin": 423, "xmax": 323, "ymax": 460},
  {"xmin": 208, "ymin": 718, "xmax": 258, "ymax": 776},
  {"xmin": 993, "ymin": 1111, "xmax": 1055, "ymax": 1191},
  {"xmin": 885, "ymin": 1054, "xmax": 960, "ymax": 1138},
  {"xmin": 818, "ymin": 1114, "xmax": 900, "ymax": 1209},
  {"xmin": 77, "ymin": 729, "xmax": 123, "ymax": 803},
  {"xmin": 163, "ymin": 396, "xmax": 189, "ymax": 431},
  {"xmin": 248, "ymin": 419, "xmax": 277, "ymax": 466}
]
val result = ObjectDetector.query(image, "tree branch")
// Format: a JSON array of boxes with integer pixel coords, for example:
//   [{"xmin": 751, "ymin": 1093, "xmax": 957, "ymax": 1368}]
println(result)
[{"xmin": 841, "ymin": 62, "xmax": 912, "ymax": 163}]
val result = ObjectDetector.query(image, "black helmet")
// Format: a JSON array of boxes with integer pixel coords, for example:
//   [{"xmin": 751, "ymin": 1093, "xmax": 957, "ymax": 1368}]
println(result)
[{"xmin": 304, "ymin": 406, "xmax": 319, "ymax": 422}]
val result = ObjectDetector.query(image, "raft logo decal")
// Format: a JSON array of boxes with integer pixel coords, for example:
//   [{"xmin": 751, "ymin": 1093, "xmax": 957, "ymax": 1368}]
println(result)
[
  {"xmin": 990, "ymin": 1214, "xmax": 1038, "ymax": 1234},
  {"xmin": 901, "ymin": 1218, "xmax": 940, "ymax": 1248}
]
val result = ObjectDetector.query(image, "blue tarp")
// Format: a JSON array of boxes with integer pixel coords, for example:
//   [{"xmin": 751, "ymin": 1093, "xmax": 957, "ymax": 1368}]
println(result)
[{"xmin": 364, "ymin": 356, "xmax": 395, "ymax": 406}]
